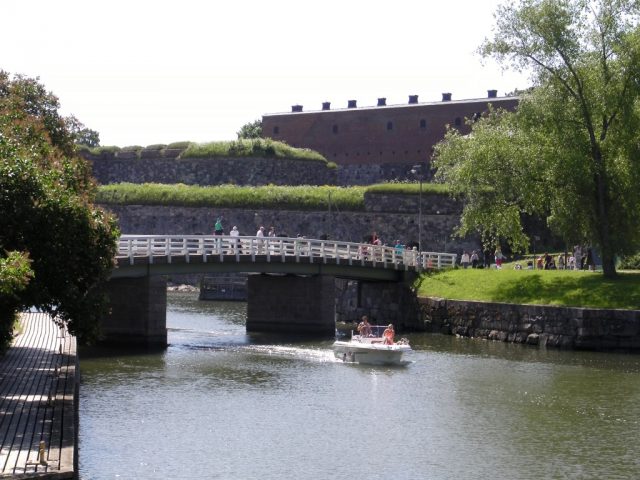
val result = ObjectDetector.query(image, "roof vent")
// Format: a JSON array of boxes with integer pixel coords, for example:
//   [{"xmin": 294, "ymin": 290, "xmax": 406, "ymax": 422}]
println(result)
[
  {"xmin": 408, "ymin": 95, "xmax": 419, "ymax": 104},
  {"xmin": 442, "ymin": 93, "xmax": 452, "ymax": 101},
  {"xmin": 377, "ymin": 98, "xmax": 386, "ymax": 106},
  {"xmin": 291, "ymin": 105, "xmax": 303, "ymax": 112},
  {"xmin": 347, "ymin": 99, "xmax": 357, "ymax": 108},
  {"xmin": 322, "ymin": 101, "xmax": 331, "ymax": 110},
  {"xmin": 488, "ymin": 89, "xmax": 498, "ymax": 98}
]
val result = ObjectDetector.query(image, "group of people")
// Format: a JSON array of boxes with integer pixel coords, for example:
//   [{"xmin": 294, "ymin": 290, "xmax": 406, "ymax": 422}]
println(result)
[
  {"xmin": 459, "ymin": 249, "xmax": 504, "ymax": 269},
  {"xmin": 459, "ymin": 250, "xmax": 483, "ymax": 269},
  {"xmin": 213, "ymin": 217, "xmax": 281, "ymax": 239},
  {"xmin": 534, "ymin": 247, "xmax": 596, "ymax": 271},
  {"xmin": 357, "ymin": 316, "xmax": 395, "ymax": 345}
]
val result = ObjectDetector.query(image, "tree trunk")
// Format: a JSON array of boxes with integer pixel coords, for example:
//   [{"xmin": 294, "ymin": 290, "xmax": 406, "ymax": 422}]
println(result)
[
  {"xmin": 592, "ymin": 148, "xmax": 616, "ymax": 278},
  {"xmin": 601, "ymin": 252, "xmax": 617, "ymax": 278}
]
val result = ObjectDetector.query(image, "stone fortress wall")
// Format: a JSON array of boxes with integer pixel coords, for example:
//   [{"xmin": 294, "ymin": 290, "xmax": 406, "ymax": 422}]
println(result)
[
  {"xmin": 103, "ymin": 191, "xmax": 475, "ymax": 254},
  {"xmin": 82, "ymin": 147, "xmax": 337, "ymax": 187}
]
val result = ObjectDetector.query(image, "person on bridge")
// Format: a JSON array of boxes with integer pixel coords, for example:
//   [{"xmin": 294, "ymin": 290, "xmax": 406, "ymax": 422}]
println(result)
[
  {"xmin": 256, "ymin": 226, "xmax": 265, "ymax": 254},
  {"xmin": 230, "ymin": 226, "xmax": 240, "ymax": 253},
  {"xmin": 383, "ymin": 324, "xmax": 395, "ymax": 345},
  {"xmin": 214, "ymin": 217, "xmax": 224, "ymax": 236}
]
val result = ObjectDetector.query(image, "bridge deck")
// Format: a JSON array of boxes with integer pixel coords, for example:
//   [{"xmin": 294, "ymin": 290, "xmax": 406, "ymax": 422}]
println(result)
[
  {"xmin": 113, "ymin": 235, "xmax": 457, "ymax": 280},
  {"xmin": 0, "ymin": 313, "xmax": 76, "ymax": 479}
]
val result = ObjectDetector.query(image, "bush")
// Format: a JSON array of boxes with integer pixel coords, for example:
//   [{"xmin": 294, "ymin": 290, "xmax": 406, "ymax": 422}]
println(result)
[
  {"xmin": 97, "ymin": 183, "xmax": 366, "ymax": 211},
  {"xmin": 619, "ymin": 253, "xmax": 640, "ymax": 270},
  {"xmin": 366, "ymin": 182, "xmax": 451, "ymax": 195},
  {"xmin": 182, "ymin": 138, "xmax": 327, "ymax": 162},
  {"xmin": 166, "ymin": 141, "xmax": 192, "ymax": 149},
  {"xmin": 86, "ymin": 145, "xmax": 121, "ymax": 156}
]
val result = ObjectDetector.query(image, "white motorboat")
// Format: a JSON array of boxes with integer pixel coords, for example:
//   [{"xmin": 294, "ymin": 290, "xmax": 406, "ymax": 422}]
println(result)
[{"xmin": 333, "ymin": 325, "xmax": 412, "ymax": 366}]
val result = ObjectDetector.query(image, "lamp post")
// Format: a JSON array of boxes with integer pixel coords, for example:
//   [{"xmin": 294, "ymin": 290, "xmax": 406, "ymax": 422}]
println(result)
[{"xmin": 410, "ymin": 164, "xmax": 423, "ymax": 254}]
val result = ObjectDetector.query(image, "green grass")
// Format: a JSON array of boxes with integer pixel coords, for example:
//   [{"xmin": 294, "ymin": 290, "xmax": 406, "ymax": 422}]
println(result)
[
  {"xmin": 366, "ymin": 182, "xmax": 451, "ymax": 195},
  {"xmin": 97, "ymin": 183, "xmax": 366, "ymax": 210},
  {"xmin": 417, "ymin": 268, "xmax": 640, "ymax": 310},
  {"xmin": 182, "ymin": 138, "xmax": 328, "ymax": 163},
  {"xmin": 80, "ymin": 139, "xmax": 329, "ymax": 164},
  {"xmin": 96, "ymin": 182, "xmax": 451, "ymax": 210}
]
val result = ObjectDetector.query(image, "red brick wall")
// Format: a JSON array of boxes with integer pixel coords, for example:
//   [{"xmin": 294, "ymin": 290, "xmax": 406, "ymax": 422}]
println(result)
[{"xmin": 262, "ymin": 96, "xmax": 518, "ymax": 167}]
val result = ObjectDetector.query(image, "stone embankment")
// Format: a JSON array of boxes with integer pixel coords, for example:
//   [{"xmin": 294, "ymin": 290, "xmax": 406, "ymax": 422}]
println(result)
[{"xmin": 420, "ymin": 297, "xmax": 640, "ymax": 351}]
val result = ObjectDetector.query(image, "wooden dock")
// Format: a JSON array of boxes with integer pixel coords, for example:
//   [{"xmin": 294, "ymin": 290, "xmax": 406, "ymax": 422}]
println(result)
[{"xmin": 0, "ymin": 313, "xmax": 77, "ymax": 479}]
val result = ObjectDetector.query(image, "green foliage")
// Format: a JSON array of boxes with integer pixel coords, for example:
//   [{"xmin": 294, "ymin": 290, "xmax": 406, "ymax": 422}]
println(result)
[
  {"xmin": 86, "ymin": 145, "xmax": 121, "ymax": 155},
  {"xmin": 619, "ymin": 253, "xmax": 640, "ymax": 270},
  {"xmin": 236, "ymin": 119, "xmax": 263, "ymax": 139},
  {"xmin": 0, "ymin": 251, "xmax": 33, "ymax": 296},
  {"xmin": 434, "ymin": 0, "xmax": 640, "ymax": 277},
  {"xmin": 366, "ymin": 182, "xmax": 451, "ymax": 195},
  {"xmin": 182, "ymin": 138, "xmax": 327, "ymax": 162},
  {"xmin": 0, "ymin": 71, "xmax": 120, "ymax": 346},
  {"xmin": 66, "ymin": 115, "xmax": 100, "ymax": 147},
  {"xmin": 418, "ymin": 268, "xmax": 640, "ymax": 310},
  {"xmin": 97, "ymin": 183, "xmax": 366, "ymax": 211},
  {"xmin": 0, "ymin": 251, "xmax": 33, "ymax": 349},
  {"xmin": 166, "ymin": 141, "xmax": 192, "ymax": 149},
  {"xmin": 145, "ymin": 144, "xmax": 167, "ymax": 151}
]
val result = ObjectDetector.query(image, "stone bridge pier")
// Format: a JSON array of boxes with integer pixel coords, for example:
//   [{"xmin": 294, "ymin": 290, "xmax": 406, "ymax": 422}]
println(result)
[
  {"xmin": 246, "ymin": 272, "xmax": 421, "ymax": 336},
  {"xmin": 334, "ymin": 273, "xmax": 421, "ymax": 332},
  {"xmin": 100, "ymin": 271, "xmax": 420, "ymax": 346},
  {"xmin": 101, "ymin": 276, "xmax": 168, "ymax": 347},
  {"xmin": 246, "ymin": 274, "xmax": 335, "ymax": 335}
]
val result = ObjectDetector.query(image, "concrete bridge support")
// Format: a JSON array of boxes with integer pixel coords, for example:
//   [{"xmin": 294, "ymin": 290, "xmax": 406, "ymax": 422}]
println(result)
[
  {"xmin": 335, "ymin": 273, "xmax": 421, "ymax": 332},
  {"xmin": 247, "ymin": 274, "xmax": 335, "ymax": 336},
  {"xmin": 101, "ymin": 276, "xmax": 168, "ymax": 347}
]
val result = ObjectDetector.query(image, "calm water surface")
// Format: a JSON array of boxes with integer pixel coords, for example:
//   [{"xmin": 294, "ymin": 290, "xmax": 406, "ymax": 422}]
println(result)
[{"xmin": 78, "ymin": 292, "xmax": 640, "ymax": 479}]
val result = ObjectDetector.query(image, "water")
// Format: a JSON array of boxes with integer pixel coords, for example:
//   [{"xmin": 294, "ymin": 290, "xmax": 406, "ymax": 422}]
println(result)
[{"xmin": 78, "ymin": 292, "xmax": 640, "ymax": 479}]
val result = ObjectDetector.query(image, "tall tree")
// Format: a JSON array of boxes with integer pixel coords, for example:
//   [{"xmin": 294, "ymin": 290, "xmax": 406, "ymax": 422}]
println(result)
[
  {"xmin": 236, "ymin": 119, "xmax": 263, "ymax": 139},
  {"xmin": 66, "ymin": 115, "xmax": 101, "ymax": 147},
  {"xmin": 0, "ymin": 71, "xmax": 119, "ymax": 344},
  {"xmin": 433, "ymin": 0, "xmax": 640, "ymax": 277}
]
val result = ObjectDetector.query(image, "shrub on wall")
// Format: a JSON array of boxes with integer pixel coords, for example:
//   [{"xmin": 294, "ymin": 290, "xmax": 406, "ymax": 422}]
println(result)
[
  {"xmin": 366, "ymin": 182, "xmax": 451, "ymax": 195},
  {"xmin": 97, "ymin": 183, "xmax": 365, "ymax": 211},
  {"xmin": 182, "ymin": 138, "xmax": 327, "ymax": 163},
  {"xmin": 619, "ymin": 253, "xmax": 640, "ymax": 270}
]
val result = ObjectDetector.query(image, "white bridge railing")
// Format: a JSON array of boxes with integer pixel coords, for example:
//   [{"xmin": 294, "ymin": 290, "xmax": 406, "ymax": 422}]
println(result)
[{"xmin": 117, "ymin": 235, "xmax": 457, "ymax": 271}]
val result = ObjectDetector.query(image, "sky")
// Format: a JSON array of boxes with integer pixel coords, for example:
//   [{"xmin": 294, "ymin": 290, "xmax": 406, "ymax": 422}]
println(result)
[{"xmin": 2, "ymin": 0, "xmax": 531, "ymax": 147}]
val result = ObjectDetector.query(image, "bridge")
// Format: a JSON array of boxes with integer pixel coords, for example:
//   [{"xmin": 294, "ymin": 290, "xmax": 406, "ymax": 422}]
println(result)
[{"xmin": 103, "ymin": 235, "xmax": 457, "ymax": 346}]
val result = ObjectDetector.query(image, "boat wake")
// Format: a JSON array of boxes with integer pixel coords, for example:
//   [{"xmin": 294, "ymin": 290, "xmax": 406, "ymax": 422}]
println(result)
[{"xmin": 241, "ymin": 344, "xmax": 338, "ymax": 363}]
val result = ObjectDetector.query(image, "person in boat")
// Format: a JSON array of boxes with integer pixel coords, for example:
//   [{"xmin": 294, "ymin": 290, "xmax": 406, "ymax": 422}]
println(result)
[
  {"xmin": 383, "ymin": 324, "xmax": 395, "ymax": 345},
  {"xmin": 357, "ymin": 315, "xmax": 372, "ymax": 337}
]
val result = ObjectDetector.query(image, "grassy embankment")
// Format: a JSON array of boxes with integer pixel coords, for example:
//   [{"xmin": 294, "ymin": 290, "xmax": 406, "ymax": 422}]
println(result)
[
  {"xmin": 418, "ymin": 268, "xmax": 640, "ymax": 310},
  {"xmin": 83, "ymin": 138, "xmax": 335, "ymax": 166},
  {"xmin": 96, "ymin": 182, "xmax": 449, "ymax": 210}
]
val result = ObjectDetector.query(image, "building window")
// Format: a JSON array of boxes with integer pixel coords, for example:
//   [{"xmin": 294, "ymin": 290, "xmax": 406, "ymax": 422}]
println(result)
[
  {"xmin": 454, "ymin": 117, "xmax": 462, "ymax": 127},
  {"xmin": 332, "ymin": 125, "xmax": 339, "ymax": 134},
  {"xmin": 273, "ymin": 126, "xmax": 279, "ymax": 134},
  {"xmin": 420, "ymin": 119, "xmax": 426, "ymax": 129},
  {"xmin": 387, "ymin": 121, "xmax": 393, "ymax": 131}
]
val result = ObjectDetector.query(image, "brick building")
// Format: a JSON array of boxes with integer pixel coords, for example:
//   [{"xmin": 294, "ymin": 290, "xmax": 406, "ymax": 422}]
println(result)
[{"xmin": 262, "ymin": 91, "xmax": 518, "ymax": 185}]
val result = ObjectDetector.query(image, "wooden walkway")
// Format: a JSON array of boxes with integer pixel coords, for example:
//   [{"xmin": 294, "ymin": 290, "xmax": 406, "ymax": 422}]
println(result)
[{"xmin": 0, "ymin": 313, "xmax": 76, "ymax": 479}]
